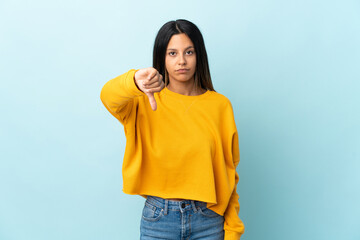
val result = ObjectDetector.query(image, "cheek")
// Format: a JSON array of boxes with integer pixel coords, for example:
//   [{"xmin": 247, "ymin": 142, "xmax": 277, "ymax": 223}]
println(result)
[
  {"xmin": 165, "ymin": 59, "xmax": 175, "ymax": 71},
  {"xmin": 165, "ymin": 59, "xmax": 170, "ymax": 71},
  {"xmin": 190, "ymin": 55, "xmax": 196, "ymax": 66},
  {"xmin": 191, "ymin": 59, "xmax": 197, "ymax": 69}
]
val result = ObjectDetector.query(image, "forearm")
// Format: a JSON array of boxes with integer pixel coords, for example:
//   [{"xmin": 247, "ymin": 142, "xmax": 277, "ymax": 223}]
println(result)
[{"xmin": 100, "ymin": 69, "xmax": 144, "ymax": 124}]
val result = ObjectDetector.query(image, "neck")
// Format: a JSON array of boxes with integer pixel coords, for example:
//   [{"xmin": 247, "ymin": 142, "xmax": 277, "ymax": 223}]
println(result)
[{"xmin": 167, "ymin": 78, "xmax": 204, "ymax": 96}]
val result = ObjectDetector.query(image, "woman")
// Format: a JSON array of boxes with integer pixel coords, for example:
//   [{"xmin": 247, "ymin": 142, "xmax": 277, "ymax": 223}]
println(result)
[{"xmin": 100, "ymin": 19, "xmax": 245, "ymax": 240}]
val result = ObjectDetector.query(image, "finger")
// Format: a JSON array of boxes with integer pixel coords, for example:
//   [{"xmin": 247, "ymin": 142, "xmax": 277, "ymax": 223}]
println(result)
[
  {"xmin": 147, "ymin": 68, "xmax": 158, "ymax": 81},
  {"xmin": 152, "ymin": 82, "xmax": 165, "ymax": 92},
  {"xmin": 146, "ymin": 92, "xmax": 157, "ymax": 111},
  {"xmin": 147, "ymin": 81, "xmax": 164, "ymax": 92},
  {"xmin": 160, "ymin": 79, "xmax": 165, "ymax": 89},
  {"xmin": 144, "ymin": 71, "xmax": 160, "ymax": 86},
  {"xmin": 144, "ymin": 78, "xmax": 162, "ymax": 88}
]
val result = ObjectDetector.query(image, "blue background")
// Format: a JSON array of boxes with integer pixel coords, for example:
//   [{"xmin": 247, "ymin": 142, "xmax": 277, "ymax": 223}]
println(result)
[{"xmin": 1, "ymin": 0, "xmax": 359, "ymax": 239}]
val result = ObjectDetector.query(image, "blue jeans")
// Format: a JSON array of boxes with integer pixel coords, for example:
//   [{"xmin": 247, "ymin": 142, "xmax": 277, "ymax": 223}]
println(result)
[{"xmin": 140, "ymin": 195, "xmax": 224, "ymax": 240}]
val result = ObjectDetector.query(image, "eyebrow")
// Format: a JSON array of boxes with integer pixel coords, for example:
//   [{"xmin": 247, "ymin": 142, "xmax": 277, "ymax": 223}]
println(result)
[{"xmin": 167, "ymin": 46, "xmax": 194, "ymax": 51}]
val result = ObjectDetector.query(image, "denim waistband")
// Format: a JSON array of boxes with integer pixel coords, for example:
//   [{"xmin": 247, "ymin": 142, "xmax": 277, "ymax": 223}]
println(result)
[{"xmin": 146, "ymin": 195, "xmax": 207, "ymax": 215}]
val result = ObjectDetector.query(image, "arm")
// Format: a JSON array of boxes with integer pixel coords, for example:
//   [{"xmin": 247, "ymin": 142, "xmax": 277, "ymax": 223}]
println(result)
[
  {"xmin": 224, "ymin": 158, "xmax": 245, "ymax": 238},
  {"xmin": 224, "ymin": 124, "xmax": 245, "ymax": 239},
  {"xmin": 100, "ymin": 69, "xmax": 145, "ymax": 125}
]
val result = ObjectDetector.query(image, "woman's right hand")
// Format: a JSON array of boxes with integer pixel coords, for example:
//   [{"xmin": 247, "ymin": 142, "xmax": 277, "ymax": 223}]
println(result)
[{"xmin": 134, "ymin": 67, "xmax": 165, "ymax": 111}]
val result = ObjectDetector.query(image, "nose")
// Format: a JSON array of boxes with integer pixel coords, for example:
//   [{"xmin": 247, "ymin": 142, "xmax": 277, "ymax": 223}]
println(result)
[{"xmin": 178, "ymin": 53, "xmax": 186, "ymax": 65}]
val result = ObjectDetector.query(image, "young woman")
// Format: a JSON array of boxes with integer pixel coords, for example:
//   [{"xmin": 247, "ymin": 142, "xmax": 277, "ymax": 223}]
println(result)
[{"xmin": 100, "ymin": 19, "xmax": 245, "ymax": 240}]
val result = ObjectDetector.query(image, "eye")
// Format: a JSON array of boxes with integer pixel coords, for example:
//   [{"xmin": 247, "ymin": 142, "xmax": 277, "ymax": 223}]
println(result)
[
  {"xmin": 169, "ymin": 52, "xmax": 176, "ymax": 56},
  {"xmin": 186, "ymin": 50, "xmax": 194, "ymax": 55}
]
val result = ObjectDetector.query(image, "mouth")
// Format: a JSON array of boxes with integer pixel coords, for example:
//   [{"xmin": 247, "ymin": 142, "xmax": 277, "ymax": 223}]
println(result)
[{"xmin": 176, "ymin": 69, "xmax": 190, "ymax": 73}]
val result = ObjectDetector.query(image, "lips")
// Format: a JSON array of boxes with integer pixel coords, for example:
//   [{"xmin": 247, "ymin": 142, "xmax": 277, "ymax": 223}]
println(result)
[{"xmin": 176, "ymin": 69, "xmax": 189, "ymax": 72}]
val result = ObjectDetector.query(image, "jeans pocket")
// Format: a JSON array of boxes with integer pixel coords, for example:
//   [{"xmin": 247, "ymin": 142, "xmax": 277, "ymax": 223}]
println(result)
[
  {"xmin": 197, "ymin": 206, "xmax": 221, "ymax": 218},
  {"xmin": 142, "ymin": 202, "xmax": 164, "ymax": 222}
]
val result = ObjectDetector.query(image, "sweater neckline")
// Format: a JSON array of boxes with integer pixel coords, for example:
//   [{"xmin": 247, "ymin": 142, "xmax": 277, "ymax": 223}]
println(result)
[{"xmin": 163, "ymin": 86, "xmax": 210, "ymax": 100}]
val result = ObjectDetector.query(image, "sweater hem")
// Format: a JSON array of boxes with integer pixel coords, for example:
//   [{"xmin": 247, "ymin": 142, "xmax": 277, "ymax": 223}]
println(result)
[
  {"xmin": 224, "ymin": 230, "xmax": 243, "ymax": 240},
  {"xmin": 122, "ymin": 189, "xmax": 218, "ymax": 206}
]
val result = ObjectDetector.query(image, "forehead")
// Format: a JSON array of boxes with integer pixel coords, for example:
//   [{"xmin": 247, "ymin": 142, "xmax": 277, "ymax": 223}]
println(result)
[{"xmin": 167, "ymin": 33, "xmax": 194, "ymax": 50}]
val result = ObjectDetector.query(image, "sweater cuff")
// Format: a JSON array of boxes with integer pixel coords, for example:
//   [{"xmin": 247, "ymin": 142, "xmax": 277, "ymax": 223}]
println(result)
[
  {"xmin": 224, "ymin": 230, "xmax": 242, "ymax": 240},
  {"xmin": 127, "ymin": 69, "xmax": 145, "ymax": 96}
]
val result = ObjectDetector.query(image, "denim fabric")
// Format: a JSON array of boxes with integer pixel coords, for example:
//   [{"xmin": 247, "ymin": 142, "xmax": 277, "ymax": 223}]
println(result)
[{"xmin": 140, "ymin": 195, "xmax": 224, "ymax": 240}]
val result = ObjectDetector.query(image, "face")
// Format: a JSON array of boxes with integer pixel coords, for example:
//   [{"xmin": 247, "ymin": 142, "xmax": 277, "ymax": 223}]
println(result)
[{"xmin": 165, "ymin": 33, "xmax": 196, "ymax": 85}]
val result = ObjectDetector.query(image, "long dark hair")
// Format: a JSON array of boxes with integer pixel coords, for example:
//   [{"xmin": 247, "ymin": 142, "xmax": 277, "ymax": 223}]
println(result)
[{"xmin": 153, "ymin": 19, "xmax": 216, "ymax": 92}]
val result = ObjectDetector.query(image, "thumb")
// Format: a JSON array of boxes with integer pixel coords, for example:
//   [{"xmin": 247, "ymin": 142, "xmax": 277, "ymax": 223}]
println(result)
[{"xmin": 146, "ymin": 91, "xmax": 157, "ymax": 111}]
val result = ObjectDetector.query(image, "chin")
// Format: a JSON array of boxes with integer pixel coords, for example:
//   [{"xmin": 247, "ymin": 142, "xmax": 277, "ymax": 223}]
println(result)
[
  {"xmin": 170, "ymin": 74, "xmax": 195, "ymax": 82},
  {"xmin": 172, "ymin": 78, "xmax": 194, "ymax": 83}
]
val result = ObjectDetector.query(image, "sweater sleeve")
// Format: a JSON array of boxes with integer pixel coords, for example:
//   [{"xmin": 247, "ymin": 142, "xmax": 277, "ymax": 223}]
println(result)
[
  {"xmin": 100, "ymin": 69, "xmax": 145, "ymax": 125},
  {"xmin": 224, "ymin": 106, "xmax": 245, "ymax": 239}
]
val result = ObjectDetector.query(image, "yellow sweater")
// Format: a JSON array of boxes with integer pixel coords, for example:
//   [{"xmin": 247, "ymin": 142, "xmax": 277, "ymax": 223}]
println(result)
[{"xmin": 100, "ymin": 69, "xmax": 245, "ymax": 239}]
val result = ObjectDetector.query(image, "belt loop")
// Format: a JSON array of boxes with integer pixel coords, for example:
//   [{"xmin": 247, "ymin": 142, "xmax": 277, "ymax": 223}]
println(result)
[
  {"xmin": 164, "ymin": 199, "xmax": 168, "ymax": 215},
  {"xmin": 191, "ymin": 200, "xmax": 198, "ymax": 212}
]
